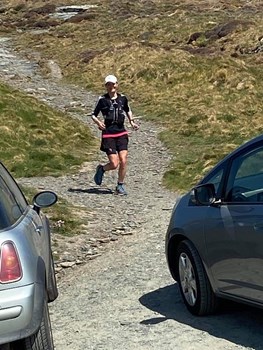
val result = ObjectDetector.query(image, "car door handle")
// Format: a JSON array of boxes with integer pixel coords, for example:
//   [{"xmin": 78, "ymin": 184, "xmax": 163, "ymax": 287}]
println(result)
[{"xmin": 35, "ymin": 225, "xmax": 43, "ymax": 234}]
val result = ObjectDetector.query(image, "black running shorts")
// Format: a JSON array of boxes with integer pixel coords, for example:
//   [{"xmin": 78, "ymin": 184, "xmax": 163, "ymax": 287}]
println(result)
[{"xmin": 100, "ymin": 135, "xmax": 129, "ymax": 155}]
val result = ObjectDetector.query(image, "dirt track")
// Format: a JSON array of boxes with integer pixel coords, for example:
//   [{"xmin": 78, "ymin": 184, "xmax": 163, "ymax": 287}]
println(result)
[
  {"xmin": 51, "ymin": 202, "xmax": 263, "ymax": 350},
  {"xmin": 1, "ymin": 37, "xmax": 263, "ymax": 350}
]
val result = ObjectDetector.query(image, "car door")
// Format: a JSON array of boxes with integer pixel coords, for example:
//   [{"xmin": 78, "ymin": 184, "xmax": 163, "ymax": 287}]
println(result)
[{"xmin": 205, "ymin": 144, "xmax": 263, "ymax": 302}]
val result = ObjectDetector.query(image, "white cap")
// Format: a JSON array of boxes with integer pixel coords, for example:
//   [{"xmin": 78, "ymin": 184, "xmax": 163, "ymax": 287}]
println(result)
[{"xmin": 105, "ymin": 75, "xmax": 118, "ymax": 84}]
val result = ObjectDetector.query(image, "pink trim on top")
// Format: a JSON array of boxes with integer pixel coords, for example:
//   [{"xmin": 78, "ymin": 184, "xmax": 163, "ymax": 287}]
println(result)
[{"xmin": 102, "ymin": 131, "xmax": 128, "ymax": 138}]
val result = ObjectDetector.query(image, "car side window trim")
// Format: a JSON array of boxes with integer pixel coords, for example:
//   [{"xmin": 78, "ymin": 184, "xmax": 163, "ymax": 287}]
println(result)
[
  {"xmin": 201, "ymin": 161, "xmax": 229, "ymax": 200},
  {"xmin": 0, "ymin": 163, "xmax": 28, "ymax": 229},
  {"xmin": 0, "ymin": 163, "xmax": 28, "ymax": 209}
]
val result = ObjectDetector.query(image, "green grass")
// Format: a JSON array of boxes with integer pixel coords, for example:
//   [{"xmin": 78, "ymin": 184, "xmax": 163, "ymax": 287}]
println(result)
[
  {"xmin": 22, "ymin": 186, "xmax": 87, "ymax": 236},
  {"xmin": 0, "ymin": 82, "xmax": 98, "ymax": 237},
  {"xmin": 0, "ymin": 83, "xmax": 98, "ymax": 177}
]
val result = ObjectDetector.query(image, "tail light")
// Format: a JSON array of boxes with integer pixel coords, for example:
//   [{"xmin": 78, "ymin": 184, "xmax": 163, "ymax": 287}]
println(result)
[{"xmin": 0, "ymin": 242, "xmax": 22, "ymax": 283}]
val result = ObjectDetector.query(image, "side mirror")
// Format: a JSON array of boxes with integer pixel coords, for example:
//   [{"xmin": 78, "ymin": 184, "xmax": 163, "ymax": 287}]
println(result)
[
  {"xmin": 192, "ymin": 183, "xmax": 217, "ymax": 206},
  {"xmin": 33, "ymin": 191, "xmax": 58, "ymax": 213}
]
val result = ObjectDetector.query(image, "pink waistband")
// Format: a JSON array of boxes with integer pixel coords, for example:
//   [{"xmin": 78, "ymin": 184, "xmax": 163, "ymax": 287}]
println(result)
[{"xmin": 102, "ymin": 131, "xmax": 128, "ymax": 138}]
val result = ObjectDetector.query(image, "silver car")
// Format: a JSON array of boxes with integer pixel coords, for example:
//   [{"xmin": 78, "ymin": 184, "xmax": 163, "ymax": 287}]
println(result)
[
  {"xmin": 0, "ymin": 162, "xmax": 58, "ymax": 349},
  {"xmin": 166, "ymin": 134, "xmax": 263, "ymax": 316}
]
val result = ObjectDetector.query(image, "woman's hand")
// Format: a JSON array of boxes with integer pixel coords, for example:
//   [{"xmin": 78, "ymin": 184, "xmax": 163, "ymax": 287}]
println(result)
[
  {"xmin": 98, "ymin": 121, "xmax": 106, "ymax": 130},
  {"xmin": 130, "ymin": 120, "xmax": 139, "ymax": 130}
]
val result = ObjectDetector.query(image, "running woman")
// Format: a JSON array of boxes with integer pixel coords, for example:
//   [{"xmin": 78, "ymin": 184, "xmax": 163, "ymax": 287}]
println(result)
[{"xmin": 91, "ymin": 74, "xmax": 139, "ymax": 195}]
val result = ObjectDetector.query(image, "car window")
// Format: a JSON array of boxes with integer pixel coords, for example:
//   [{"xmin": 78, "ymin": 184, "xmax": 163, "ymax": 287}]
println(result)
[
  {"xmin": 0, "ymin": 164, "xmax": 28, "ymax": 230},
  {"xmin": 0, "ymin": 164, "xmax": 28, "ymax": 210},
  {"xmin": 205, "ymin": 168, "xmax": 224, "ymax": 194},
  {"xmin": 202, "ymin": 166, "xmax": 224, "ymax": 198},
  {"xmin": 226, "ymin": 146, "xmax": 263, "ymax": 203}
]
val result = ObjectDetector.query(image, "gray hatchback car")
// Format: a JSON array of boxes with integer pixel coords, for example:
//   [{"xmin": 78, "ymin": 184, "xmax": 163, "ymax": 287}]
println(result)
[
  {"xmin": 166, "ymin": 134, "xmax": 263, "ymax": 316},
  {"xmin": 0, "ymin": 161, "xmax": 58, "ymax": 349}
]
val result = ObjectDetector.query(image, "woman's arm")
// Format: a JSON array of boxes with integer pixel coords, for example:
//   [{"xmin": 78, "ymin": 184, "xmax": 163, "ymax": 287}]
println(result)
[
  {"xmin": 91, "ymin": 97, "xmax": 106, "ymax": 130},
  {"xmin": 127, "ymin": 111, "xmax": 139, "ymax": 130}
]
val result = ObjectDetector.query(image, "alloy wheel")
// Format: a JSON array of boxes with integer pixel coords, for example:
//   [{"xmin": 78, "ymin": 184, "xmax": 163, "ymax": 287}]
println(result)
[{"xmin": 178, "ymin": 252, "xmax": 197, "ymax": 306}]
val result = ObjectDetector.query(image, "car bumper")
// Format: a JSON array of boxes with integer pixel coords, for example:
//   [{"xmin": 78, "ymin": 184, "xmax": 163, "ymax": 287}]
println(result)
[{"xmin": 0, "ymin": 283, "xmax": 44, "ymax": 345}]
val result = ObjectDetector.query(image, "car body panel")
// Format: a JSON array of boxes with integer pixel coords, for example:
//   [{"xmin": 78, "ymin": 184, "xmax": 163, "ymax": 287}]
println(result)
[
  {"xmin": 166, "ymin": 193, "xmax": 216, "ymax": 287},
  {"xmin": 0, "ymin": 209, "xmax": 48, "ymax": 289},
  {"xmin": 204, "ymin": 203, "xmax": 263, "ymax": 302},
  {"xmin": 0, "ymin": 283, "xmax": 44, "ymax": 344}
]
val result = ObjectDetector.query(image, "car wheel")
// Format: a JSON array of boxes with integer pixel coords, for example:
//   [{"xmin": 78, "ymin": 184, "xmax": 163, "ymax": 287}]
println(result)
[
  {"xmin": 25, "ymin": 298, "xmax": 54, "ymax": 350},
  {"xmin": 176, "ymin": 240, "xmax": 218, "ymax": 316},
  {"xmin": 12, "ymin": 296, "xmax": 54, "ymax": 350}
]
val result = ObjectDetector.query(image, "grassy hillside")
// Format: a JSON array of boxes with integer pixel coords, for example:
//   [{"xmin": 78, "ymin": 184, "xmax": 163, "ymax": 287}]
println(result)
[
  {"xmin": 0, "ymin": 83, "xmax": 97, "ymax": 237},
  {"xmin": 0, "ymin": 0, "xmax": 262, "ymax": 191},
  {"xmin": 0, "ymin": 83, "xmax": 97, "ymax": 177}
]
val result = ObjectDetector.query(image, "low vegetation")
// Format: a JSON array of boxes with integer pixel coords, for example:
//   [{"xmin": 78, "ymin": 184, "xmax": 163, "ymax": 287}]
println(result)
[
  {"xmin": 0, "ymin": 0, "xmax": 262, "ymax": 193},
  {"xmin": 0, "ymin": 83, "xmax": 97, "ymax": 177},
  {"xmin": 0, "ymin": 83, "xmax": 97, "ymax": 237},
  {"xmin": 22, "ymin": 185, "xmax": 87, "ymax": 236}
]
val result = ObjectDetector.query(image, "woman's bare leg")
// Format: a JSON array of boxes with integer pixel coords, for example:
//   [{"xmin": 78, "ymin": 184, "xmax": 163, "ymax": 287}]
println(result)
[
  {"xmin": 117, "ymin": 150, "xmax": 128, "ymax": 183},
  {"xmin": 103, "ymin": 153, "xmax": 119, "ymax": 171}
]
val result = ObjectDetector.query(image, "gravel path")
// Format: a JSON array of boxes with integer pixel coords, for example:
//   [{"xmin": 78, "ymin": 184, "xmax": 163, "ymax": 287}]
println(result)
[{"xmin": 1, "ymin": 37, "xmax": 263, "ymax": 350}]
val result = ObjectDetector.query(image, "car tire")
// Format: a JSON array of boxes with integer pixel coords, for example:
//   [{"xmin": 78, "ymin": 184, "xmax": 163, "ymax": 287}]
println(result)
[
  {"xmin": 11, "ymin": 296, "xmax": 54, "ymax": 350},
  {"xmin": 25, "ymin": 298, "xmax": 54, "ymax": 350},
  {"xmin": 47, "ymin": 254, "xmax": 58, "ymax": 302},
  {"xmin": 176, "ymin": 240, "xmax": 218, "ymax": 316}
]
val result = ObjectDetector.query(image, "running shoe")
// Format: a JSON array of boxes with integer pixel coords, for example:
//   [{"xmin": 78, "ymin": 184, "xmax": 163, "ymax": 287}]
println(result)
[
  {"xmin": 94, "ymin": 164, "xmax": 104, "ymax": 185},
  {"xmin": 115, "ymin": 183, "xmax": 127, "ymax": 195}
]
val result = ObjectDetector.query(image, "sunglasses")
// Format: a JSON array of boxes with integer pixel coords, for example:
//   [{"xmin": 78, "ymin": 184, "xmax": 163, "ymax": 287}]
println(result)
[{"xmin": 105, "ymin": 82, "xmax": 118, "ymax": 86}]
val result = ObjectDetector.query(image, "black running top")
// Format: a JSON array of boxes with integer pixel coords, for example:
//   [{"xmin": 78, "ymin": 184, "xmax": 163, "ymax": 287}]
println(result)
[{"xmin": 92, "ymin": 93, "xmax": 131, "ymax": 135}]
